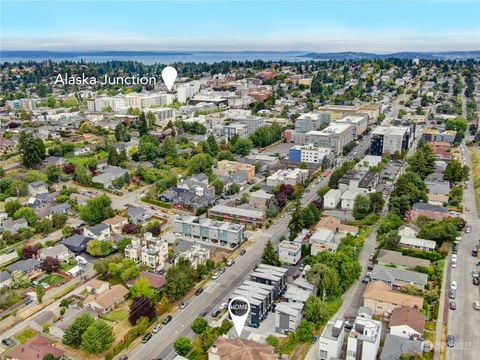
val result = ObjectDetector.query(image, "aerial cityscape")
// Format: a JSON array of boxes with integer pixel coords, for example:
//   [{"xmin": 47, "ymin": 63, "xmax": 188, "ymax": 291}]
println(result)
[{"xmin": 0, "ymin": 1, "xmax": 479, "ymax": 360}]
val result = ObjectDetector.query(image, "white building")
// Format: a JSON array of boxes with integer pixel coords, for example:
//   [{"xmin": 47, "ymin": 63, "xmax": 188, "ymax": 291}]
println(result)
[
  {"xmin": 124, "ymin": 233, "xmax": 168, "ymax": 271},
  {"xmin": 347, "ymin": 316, "xmax": 382, "ymax": 360},
  {"xmin": 177, "ymin": 81, "xmax": 201, "ymax": 103},
  {"xmin": 266, "ymin": 168, "xmax": 309, "ymax": 187},
  {"xmin": 288, "ymin": 144, "xmax": 333, "ymax": 164},
  {"xmin": 307, "ymin": 123, "xmax": 354, "ymax": 155},
  {"xmin": 319, "ymin": 320, "xmax": 345, "ymax": 360},
  {"xmin": 275, "ymin": 302, "xmax": 304, "ymax": 334},
  {"xmin": 341, "ymin": 189, "xmax": 364, "ymax": 211},
  {"xmin": 371, "ymin": 126, "xmax": 410, "ymax": 156},
  {"xmin": 336, "ymin": 115, "xmax": 368, "ymax": 140},
  {"xmin": 278, "ymin": 241, "xmax": 302, "ymax": 265},
  {"xmin": 176, "ymin": 243, "xmax": 210, "ymax": 269},
  {"xmin": 323, "ymin": 189, "xmax": 343, "ymax": 209},
  {"xmin": 147, "ymin": 108, "xmax": 176, "ymax": 127},
  {"xmin": 310, "ymin": 229, "xmax": 338, "ymax": 254}
]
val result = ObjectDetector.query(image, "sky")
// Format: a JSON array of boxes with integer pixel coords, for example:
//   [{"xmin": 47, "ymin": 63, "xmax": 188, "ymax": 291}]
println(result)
[{"xmin": 1, "ymin": 0, "xmax": 479, "ymax": 52}]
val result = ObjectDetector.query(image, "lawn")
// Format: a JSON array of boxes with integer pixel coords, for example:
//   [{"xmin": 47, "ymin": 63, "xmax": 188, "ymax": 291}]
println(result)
[
  {"xmin": 100, "ymin": 304, "xmax": 129, "ymax": 322},
  {"xmin": 39, "ymin": 274, "xmax": 64, "ymax": 286},
  {"xmin": 469, "ymin": 146, "xmax": 480, "ymax": 216},
  {"xmin": 14, "ymin": 327, "xmax": 38, "ymax": 344},
  {"xmin": 60, "ymin": 262, "xmax": 76, "ymax": 272}
]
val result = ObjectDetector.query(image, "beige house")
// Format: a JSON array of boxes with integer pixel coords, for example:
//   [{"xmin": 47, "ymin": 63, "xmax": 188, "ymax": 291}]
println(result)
[
  {"xmin": 103, "ymin": 215, "xmax": 128, "ymax": 234},
  {"xmin": 85, "ymin": 284, "xmax": 128, "ymax": 314},
  {"xmin": 86, "ymin": 278, "xmax": 110, "ymax": 295},
  {"xmin": 363, "ymin": 281, "xmax": 424, "ymax": 316},
  {"xmin": 249, "ymin": 190, "xmax": 274, "ymax": 209}
]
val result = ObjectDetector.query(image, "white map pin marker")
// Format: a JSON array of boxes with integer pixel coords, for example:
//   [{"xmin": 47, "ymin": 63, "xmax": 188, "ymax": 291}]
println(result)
[
  {"xmin": 161, "ymin": 66, "xmax": 177, "ymax": 91},
  {"xmin": 228, "ymin": 296, "xmax": 250, "ymax": 337}
]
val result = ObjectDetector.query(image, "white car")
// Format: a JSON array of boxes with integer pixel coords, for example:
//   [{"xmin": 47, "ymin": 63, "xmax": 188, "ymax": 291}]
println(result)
[
  {"xmin": 474, "ymin": 301, "xmax": 480, "ymax": 310},
  {"xmin": 451, "ymin": 281, "xmax": 458, "ymax": 290},
  {"xmin": 75, "ymin": 256, "xmax": 87, "ymax": 265},
  {"xmin": 219, "ymin": 302, "xmax": 228, "ymax": 310},
  {"xmin": 152, "ymin": 325, "xmax": 162, "ymax": 333},
  {"xmin": 212, "ymin": 272, "xmax": 220, "ymax": 280}
]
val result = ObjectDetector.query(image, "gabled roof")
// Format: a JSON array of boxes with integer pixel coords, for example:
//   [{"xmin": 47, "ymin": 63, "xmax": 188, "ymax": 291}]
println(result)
[
  {"xmin": 371, "ymin": 265, "xmax": 428, "ymax": 286},
  {"xmin": 389, "ymin": 306, "xmax": 425, "ymax": 334},
  {"xmin": 380, "ymin": 334, "xmax": 423, "ymax": 360},
  {"xmin": 7, "ymin": 335, "xmax": 64, "ymax": 360},
  {"xmin": 7, "ymin": 258, "xmax": 40, "ymax": 273},
  {"xmin": 411, "ymin": 202, "xmax": 448, "ymax": 214},
  {"xmin": 363, "ymin": 281, "xmax": 424, "ymax": 309}
]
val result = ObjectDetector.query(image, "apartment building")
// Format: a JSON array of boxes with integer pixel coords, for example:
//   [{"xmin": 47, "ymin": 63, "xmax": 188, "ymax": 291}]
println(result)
[
  {"xmin": 421, "ymin": 129, "xmax": 457, "ymax": 143},
  {"xmin": 214, "ymin": 160, "xmax": 255, "ymax": 181},
  {"xmin": 177, "ymin": 81, "xmax": 201, "ymax": 103},
  {"xmin": 231, "ymin": 115, "xmax": 266, "ymax": 135},
  {"xmin": 208, "ymin": 205, "xmax": 266, "ymax": 227},
  {"xmin": 319, "ymin": 320, "xmax": 345, "ymax": 360},
  {"xmin": 147, "ymin": 108, "xmax": 176, "ymax": 127},
  {"xmin": 295, "ymin": 111, "xmax": 330, "ymax": 133},
  {"xmin": 336, "ymin": 115, "xmax": 368, "ymax": 139},
  {"xmin": 175, "ymin": 243, "xmax": 210, "ymax": 269},
  {"xmin": 87, "ymin": 93, "xmax": 170, "ymax": 112},
  {"xmin": 370, "ymin": 126, "xmax": 410, "ymax": 156},
  {"xmin": 174, "ymin": 216, "xmax": 245, "ymax": 247},
  {"xmin": 288, "ymin": 144, "xmax": 333, "ymax": 164},
  {"xmin": 278, "ymin": 241, "xmax": 302, "ymax": 265},
  {"xmin": 346, "ymin": 314, "xmax": 382, "ymax": 360},
  {"xmin": 224, "ymin": 123, "xmax": 249, "ymax": 140},
  {"xmin": 250, "ymin": 264, "xmax": 288, "ymax": 299},
  {"xmin": 307, "ymin": 123, "xmax": 354, "ymax": 155},
  {"xmin": 275, "ymin": 302, "xmax": 304, "ymax": 334},
  {"xmin": 266, "ymin": 168, "xmax": 309, "ymax": 187},
  {"xmin": 124, "ymin": 233, "xmax": 168, "ymax": 271}
]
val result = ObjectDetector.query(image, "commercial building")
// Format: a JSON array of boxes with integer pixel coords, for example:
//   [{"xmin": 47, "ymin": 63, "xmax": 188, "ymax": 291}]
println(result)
[
  {"xmin": 278, "ymin": 241, "xmax": 302, "ymax": 265},
  {"xmin": 336, "ymin": 115, "xmax": 368, "ymax": 139},
  {"xmin": 421, "ymin": 129, "xmax": 457, "ymax": 144},
  {"xmin": 87, "ymin": 93, "xmax": 171, "ymax": 112},
  {"xmin": 295, "ymin": 111, "xmax": 330, "ymax": 133},
  {"xmin": 208, "ymin": 205, "xmax": 266, "ymax": 227},
  {"xmin": 174, "ymin": 216, "xmax": 245, "ymax": 247},
  {"xmin": 346, "ymin": 314, "xmax": 382, "ymax": 360},
  {"xmin": 266, "ymin": 168, "xmax": 309, "ymax": 187},
  {"xmin": 306, "ymin": 123, "xmax": 353, "ymax": 155},
  {"xmin": 370, "ymin": 126, "xmax": 410, "ymax": 156},
  {"xmin": 319, "ymin": 320, "xmax": 345, "ymax": 360},
  {"xmin": 288, "ymin": 144, "xmax": 333, "ymax": 164}
]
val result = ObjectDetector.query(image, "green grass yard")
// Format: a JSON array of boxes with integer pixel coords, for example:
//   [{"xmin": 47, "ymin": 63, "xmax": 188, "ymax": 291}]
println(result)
[
  {"xmin": 13, "ymin": 327, "xmax": 38, "ymax": 344},
  {"xmin": 39, "ymin": 274, "xmax": 64, "ymax": 286}
]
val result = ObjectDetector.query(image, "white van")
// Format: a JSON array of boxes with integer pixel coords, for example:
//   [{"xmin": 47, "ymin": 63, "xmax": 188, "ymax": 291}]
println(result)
[{"xmin": 75, "ymin": 256, "xmax": 88, "ymax": 265}]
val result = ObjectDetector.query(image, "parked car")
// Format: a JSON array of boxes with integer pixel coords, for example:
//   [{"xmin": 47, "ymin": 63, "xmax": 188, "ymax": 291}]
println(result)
[
  {"xmin": 195, "ymin": 287, "xmax": 204, "ymax": 296},
  {"xmin": 473, "ymin": 277, "xmax": 479, "ymax": 286},
  {"xmin": 212, "ymin": 309, "xmax": 221, "ymax": 317},
  {"xmin": 362, "ymin": 275, "xmax": 370, "ymax": 284},
  {"xmin": 212, "ymin": 272, "xmax": 220, "ymax": 280},
  {"xmin": 219, "ymin": 268, "xmax": 226, "ymax": 274},
  {"xmin": 240, "ymin": 249, "xmax": 247, "ymax": 256},
  {"xmin": 199, "ymin": 311, "xmax": 207, "ymax": 317},
  {"xmin": 119, "ymin": 355, "xmax": 128, "ymax": 360},
  {"xmin": 451, "ymin": 281, "xmax": 457, "ymax": 290},
  {"xmin": 449, "ymin": 301, "xmax": 456, "ymax": 310},
  {"xmin": 473, "ymin": 301, "xmax": 480, "ymax": 310},
  {"xmin": 179, "ymin": 301, "xmax": 189, "ymax": 309},
  {"xmin": 312, "ymin": 336, "xmax": 318, "ymax": 344},
  {"xmin": 25, "ymin": 298, "xmax": 33, "ymax": 305},
  {"xmin": 466, "ymin": 225, "xmax": 472, "ymax": 234},
  {"xmin": 344, "ymin": 319, "xmax": 354, "ymax": 330},
  {"xmin": 472, "ymin": 270, "xmax": 479, "ymax": 278},
  {"xmin": 2, "ymin": 338, "xmax": 14, "ymax": 347},
  {"xmin": 141, "ymin": 333, "xmax": 152, "ymax": 343},
  {"xmin": 219, "ymin": 302, "xmax": 228, "ymax": 310},
  {"xmin": 449, "ymin": 289, "xmax": 456, "ymax": 299},
  {"xmin": 226, "ymin": 259, "xmax": 235, "ymax": 267},
  {"xmin": 369, "ymin": 253, "xmax": 375, "ymax": 261},
  {"xmin": 162, "ymin": 315, "xmax": 172, "ymax": 324},
  {"xmin": 152, "ymin": 325, "xmax": 162, "ymax": 333},
  {"xmin": 75, "ymin": 256, "xmax": 87, "ymax": 265},
  {"xmin": 447, "ymin": 335, "xmax": 455, "ymax": 347}
]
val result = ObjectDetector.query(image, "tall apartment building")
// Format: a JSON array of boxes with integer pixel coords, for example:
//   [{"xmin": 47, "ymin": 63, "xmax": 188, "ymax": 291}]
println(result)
[
  {"xmin": 336, "ymin": 115, "xmax": 368, "ymax": 139},
  {"xmin": 174, "ymin": 216, "xmax": 245, "ymax": 247},
  {"xmin": 147, "ymin": 108, "xmax": 176, "ymax": 127},
  {"xmin": 177, "ymin": 81, "xmax": 201, "ymax": 103},
  {"xmin": 224, "ymin": 123, "xmax": 249, "ymax": 140},
  {"xmin": 307, "ymin": 123, "xmax": 354, "ymax": 155},
  {"xmin": 124, "ymin": 233, "xmax": 168, "ymax": 271},
  {"xmin": 370, "ymin": 126, "xmax": 410, "ymax": 156},
  {"xmin": 87, "ymin": 93, "xmax": 171, "ymax": 112},
  {"xmin": 295, "ymin": 111, "xmax": 330, "ymax": 133},
  {"xmin": 175, "ymin": 243, "xmax": 210, "ymax": 269},
  {"xmin": 231, "ymin": 115, "xmax": 266, "ymax": 136},
  {"xmin": 346, "ymin": 315, "xmax": 382, "ymax": 360}
]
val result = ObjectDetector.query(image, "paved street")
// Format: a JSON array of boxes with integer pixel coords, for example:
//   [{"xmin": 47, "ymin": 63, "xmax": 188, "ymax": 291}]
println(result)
[{"xmin": 444, "ymin": 142, "xmax": 480, "ymax": 360}]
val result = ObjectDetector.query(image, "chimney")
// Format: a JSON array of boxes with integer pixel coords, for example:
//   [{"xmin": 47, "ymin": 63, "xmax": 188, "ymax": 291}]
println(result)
[{"xmin": 211, "ymin": 344, "xmax": 217, "ymax": 354}]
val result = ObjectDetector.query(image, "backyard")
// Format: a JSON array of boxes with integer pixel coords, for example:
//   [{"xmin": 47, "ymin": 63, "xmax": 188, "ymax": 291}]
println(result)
[
  {"xmin": 38, "ymin": 274, "xmax": 64, "ymax": 286},
  {"xmin": 13, "ymin": 327, "xmax": 38, "ymax": 344}
]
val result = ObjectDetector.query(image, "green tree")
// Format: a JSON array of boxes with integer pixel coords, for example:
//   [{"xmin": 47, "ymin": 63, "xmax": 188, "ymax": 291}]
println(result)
[
  {"xmin": 146, "ymin": 112, "xmax": 157, "ymax": 127},
  {"xmin": 86, "ymin": 240, "xmax": 113, "ymax": 256},
  {"xmin": 14, "ymin": 207, "xmax": 37, "ymax": 226},
  {"xmin": 129, "ymin": 278, "xmax": 155, "ymax": 301},
  {"xmin": 43, "ymin": 354, "xmax": 55, "ymax": 360},
  {"xmin": 36, "ymin": 284, "xmax": 44, "ymax": 303},
  {"xmin": 191, "ymin": 317, "xmax": 209, "ymax": 334},
  {"xmin": 187, "ymin": 153, "xmax": 214, "ymax": 175},
  {"xmin": 368, "ymin": 192, "xmax": 385, "ymax": 214},
  {"xmin": 107, "ymin": 146, "xmax": 121, "ymax": 166},
  {"xmin": 138, "ymin": 135, "xmax": 160, "ymax": 161},
  {"xmin": 306, "ymin": 263, "xmax": 340, "ymax": 298},
  {"xmin": 296, "ymin": 320, "xmax": 314, "ymax": 342},
  {"xmin": 161, "ymin": 137, "xmax": 178, "ymax": 160},
  {"xmin": 108, "ymin": 259, "xmax": 139, "ymax": 282},
  {"xmin": 5, "ymin": 200, "xmax": 22, "ymax": 217},
  {"xmin": 63, "ymin": 313, "xmax": 95, "ymax": 348},
  {"xmin": 443, "ymin": 159, "xmax": 469, "ymax": 182},
  {"xmin": 164, "ymin": 258, "xmax": 196, "ymax": 301},
  {"xmin": 288, "ymin": 200, "xmax": 304, "ymax": 240},
  {"xmin": 46, "ymin": 165, "xmax": 61, "ymax": 182},
  {"xmin": 137, "ymin": 112, "xmax": 149, "ymax": 136},
  {"xmin": 303, "ymin": 296, "xmax": 329, "ymax": 325},
  {"xmin": 74, "ymin": 165, "xmax": 92, "ymax": 186},
  {"xmin": 407, "ymin": 143, "xmax": 435, "ymax": 179},
  {"xmin": 261, "ymin": 240, "xmax": 280, "ymax": 266},
  {"xmin": 174, "ymin": 337, "xmax": 193, "ymax": 356},
  {"xmin": 80, "ymin": 195, "xmax": 115, "ymax": 225},
  {"xmin": 114, "ymin": 123, "xmax": 130, "ymax": 142},
  {"xmin": 10, "ymin": 270, "xmax": 31, "ymax": 289},
  {"xmin": 205, "ymin": 134, "xmax": 219, "ymax": 157},
  {"xmin": 18, "ymin": 132, "xmax": 46, "ymax": 169},
  {"xmin": 231, "ymin": 138, "xmax": 253, "ymax": 156},
  {"xmin": 353, "ymin": 194, "xmax": 371, "ymax": 220},
  {"xmin": 217, "ymin": 150, "xmax": 235, "ymax": 161},
  {"xmin": 212, "ymin": 179, "xmax": 224, "ymax": 195},
  {"xmin": 81, "ymin": 320, "xmax": 115, "ymax": 354}
]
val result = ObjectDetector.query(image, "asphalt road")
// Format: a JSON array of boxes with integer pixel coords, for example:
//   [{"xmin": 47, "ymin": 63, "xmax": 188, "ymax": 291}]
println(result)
[
  {"xmin": 445, "ymin": 142, "xmax": 480, "ymax": 360},
  {"xmin": 127, "ymin": 172, "xmax": 330, "ymax": 360}
]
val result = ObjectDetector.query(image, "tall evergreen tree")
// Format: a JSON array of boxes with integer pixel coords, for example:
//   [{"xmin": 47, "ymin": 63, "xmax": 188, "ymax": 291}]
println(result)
[
  {"xmin": 288, "ymin": 200, "xmax": 304, "ymax": 240},
  {"xmin": 137, "ymin": 112, "xmax": 149, "ymax": 136},
  {"xmin": 261, "ymin": 240, "xmax": 281, "ymax": 266}
]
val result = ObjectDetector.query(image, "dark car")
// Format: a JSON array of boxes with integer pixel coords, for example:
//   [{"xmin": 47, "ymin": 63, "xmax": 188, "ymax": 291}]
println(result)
[
  {"xmin": 2, "ymin": 338, "xmax": 14, "ymax": 347},
  {"xmin": 362, "ymin": 275, "xmax": 370, "ymax": 284},
  {"xmin": 219, "ymin": 268, "xmax": 226, "ymax": 274},
  {"xmin": 312, "ymin": 336, "xmax": 318, "ymax": 344},
  {"xmin": 119, "ymin": 356, "xmax": 128, "ymax": 360},
  {"xmin": 199, "ymin": 311, "xmax": 207, "ymax": 317},
  {"xmin": 473, "ymin": 277, "xmax": 479, "ymax": 286},
  {"xmin": 449, "ymin": 289, "xmax": 456, "ymax": 299},
  {"xmin": 344, "ymin": 319, "xmax": 354, "ymax": 330},
  {"xmin": 447, "ymin": 335, "xmax": 455, "ymax": 347},
  {"xmin": 449, "ymin": 301, "xmax": 457, "ymax": 310},
  {"xmin": 141, "ymin": 333, "xmax": 152, "ymax": 343},
  {"xmin": 195, "ymin": 287, "xmax": 204, "ymax": 296},
  {"xmin": 162, "ymin": 315, "xmax": 172, "ymax": 324},
  {"xmin": 212, "ymin": 309, "xmax": 221, "ymax": 317},
  {"xmin": 240, "ymin": 249, "xmax": 247, "ymax": 256}
]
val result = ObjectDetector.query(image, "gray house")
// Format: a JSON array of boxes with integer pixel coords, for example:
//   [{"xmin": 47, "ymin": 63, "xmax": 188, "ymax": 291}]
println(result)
[
  {"xmin": 370, "ymin": 265, "xmax": 428, "ymax": 290},
  {"xmin": 127, "ymin": 205, "xmax": 152, "ymax": 225},
  {"xmin": 7, "ymin": 258, "xmax": 41, "ymax": 275}
]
